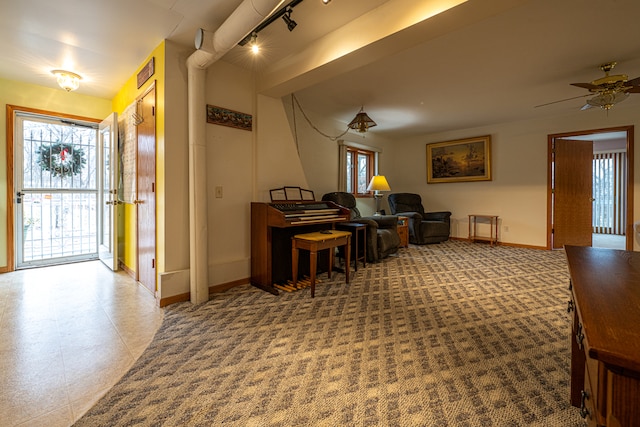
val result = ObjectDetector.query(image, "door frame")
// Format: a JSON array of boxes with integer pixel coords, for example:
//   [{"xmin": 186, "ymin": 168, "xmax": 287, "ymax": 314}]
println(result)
[
  {"xmin": 5, "ymin": 105, "xmax": 100, "ymax": 273},
  {"xmin": 547, "ymin": 125, "xmax": 634, "ymax": 250}
]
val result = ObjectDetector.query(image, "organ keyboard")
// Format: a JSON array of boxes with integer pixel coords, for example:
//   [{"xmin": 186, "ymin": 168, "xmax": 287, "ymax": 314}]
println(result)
[{"xmin": 251, "ymin": 201, "xmax": 350, "ymax": 294}]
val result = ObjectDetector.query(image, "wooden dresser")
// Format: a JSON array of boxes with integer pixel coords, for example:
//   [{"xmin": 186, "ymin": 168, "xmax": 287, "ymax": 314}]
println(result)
[{"xmin": 565, "ymin": 245, "xmax": 640, "ymax": 427}]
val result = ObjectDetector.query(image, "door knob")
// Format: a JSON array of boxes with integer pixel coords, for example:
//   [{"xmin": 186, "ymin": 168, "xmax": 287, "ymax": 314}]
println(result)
[{"xmin": 133, "ymin": 199, "xmax": 144, "ymax": 204}]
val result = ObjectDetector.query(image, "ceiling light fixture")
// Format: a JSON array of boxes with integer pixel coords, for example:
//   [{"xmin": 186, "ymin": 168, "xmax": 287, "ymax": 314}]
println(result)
[
  {"xmin": 322, "ymin": 0, "xmax": 332, "ymax": 4},
  {"xmin": 249, "ymin": 32, "xmax": 259, "ymax": 53},
  {"xmin": 348, "ymin": 107, "xmax": 377, "ymax": 133},
  {"xmin": 51, "ymin": 69, "xmax": 82, "ymax": 92},
  {"xmin": 238, "ymin": 0, "xmax": 304, "ymax": 46},
  {"xmin": 584, "ymin": 91, "xmax": 629, "ymax": 110},
  {"xmin": 282, "ymin": 7, "xmax": 297, "ymax": 31}
]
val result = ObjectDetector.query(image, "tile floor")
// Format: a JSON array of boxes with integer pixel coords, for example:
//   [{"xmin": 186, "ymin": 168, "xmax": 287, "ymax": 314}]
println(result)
[
  {"xmin": 592, "ymin": 233, "xmax": 626, "ymax": 250},
  {"xmin": 0, "ymin": 261, "xmax": 164, "ymax": 426}
]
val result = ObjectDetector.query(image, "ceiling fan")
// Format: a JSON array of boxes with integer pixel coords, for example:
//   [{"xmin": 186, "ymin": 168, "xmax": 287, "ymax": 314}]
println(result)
[{"xmin": 536, "ymin": 61, "xmax": 640, "ymax": 110}]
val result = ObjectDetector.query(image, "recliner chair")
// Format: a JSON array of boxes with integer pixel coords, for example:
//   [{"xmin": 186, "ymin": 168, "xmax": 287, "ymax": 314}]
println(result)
[
  {"xmin": 322, "ymin": 192, "xmax": 400, "ymax": 262},
  {"xmin": 388, "ymin": 193, "xmax": 451, "ymax": 244}
]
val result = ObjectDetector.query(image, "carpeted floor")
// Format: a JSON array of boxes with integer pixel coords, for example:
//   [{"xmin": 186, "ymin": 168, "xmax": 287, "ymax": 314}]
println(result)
[{"xmin": 75, "ymin": 240, "xmax": 585, "ymax": 426}]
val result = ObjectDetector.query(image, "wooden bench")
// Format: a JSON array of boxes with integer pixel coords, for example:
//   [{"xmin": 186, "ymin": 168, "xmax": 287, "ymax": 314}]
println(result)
[{"xmin": 291, "ymin": 230, "xmax": 351, "ymax": 297}]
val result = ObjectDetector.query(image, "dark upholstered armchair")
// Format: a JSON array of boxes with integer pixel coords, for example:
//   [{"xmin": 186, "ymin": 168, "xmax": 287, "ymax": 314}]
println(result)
[
  {"xmin": 322, "ymin": 192, "xmax": 401, "ymax": 262},
  {"xmin": 388, "ymin": 193, "xmax": 451, "ymax": 244}
]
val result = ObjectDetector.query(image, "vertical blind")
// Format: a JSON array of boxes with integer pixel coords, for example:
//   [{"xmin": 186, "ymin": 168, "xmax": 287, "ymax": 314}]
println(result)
[{"xmin": 592, "ymin": 151, "xmax": 626, "ymax": 235}]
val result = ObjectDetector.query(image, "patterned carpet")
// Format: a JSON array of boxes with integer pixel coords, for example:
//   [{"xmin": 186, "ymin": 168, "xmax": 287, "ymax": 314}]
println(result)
[{"xmin": 75, "ymin": 240, "xmax": 585, "ymax": 426}]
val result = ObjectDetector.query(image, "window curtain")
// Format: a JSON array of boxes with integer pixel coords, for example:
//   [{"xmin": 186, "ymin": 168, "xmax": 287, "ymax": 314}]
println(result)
[{"xmin": 593, "ymin": 151, "xmax": 626, "ymax": 235}]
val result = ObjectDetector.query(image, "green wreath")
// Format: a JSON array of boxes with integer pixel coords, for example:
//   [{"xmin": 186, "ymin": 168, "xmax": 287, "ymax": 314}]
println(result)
[{"xmin": 37, "ymin": 142, "xmax": 87, "ymax": 178}]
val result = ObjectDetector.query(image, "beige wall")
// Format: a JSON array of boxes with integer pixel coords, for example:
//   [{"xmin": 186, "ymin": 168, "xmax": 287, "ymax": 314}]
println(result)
[
  {"xmin": 285, "ymin": 90, "xmax": 640, "ymax": 250},
  {"xmin": 0, "ymin": 78, "xmax": 111, "ymax": 269},
  {"xmin": 386, "ymin": 105, "xmax": 640, "ymax": 249},
  {"xmin": 281, "ymin": 97, "xmax": 394, "ymax": 217},
  {"xmin": 158, "ymin": 57, "xmax": 314, "ymax": 298}
]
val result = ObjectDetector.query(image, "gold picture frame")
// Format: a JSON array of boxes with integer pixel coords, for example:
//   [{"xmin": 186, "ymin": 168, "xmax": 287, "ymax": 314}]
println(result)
[{"xmin": 426, "ymin": 135, "xmax": 492, "ymax": 183}]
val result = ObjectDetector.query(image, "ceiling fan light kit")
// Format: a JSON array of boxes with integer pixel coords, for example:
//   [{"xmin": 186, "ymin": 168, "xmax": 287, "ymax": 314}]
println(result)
[
  {"xmin": 538, "ymin": 61, "xmax": 640, "ymax": 111},
  {"xmin": 570, "ymin": 61, "xmax": 640, "ymax": 110}
]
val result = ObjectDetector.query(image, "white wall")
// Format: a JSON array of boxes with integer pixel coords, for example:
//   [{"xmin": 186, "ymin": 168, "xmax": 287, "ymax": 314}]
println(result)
[
  {"xmin": 385, "ymin": 104, "xmax": 640, "ymax": 249},
  {"xmin": 158, "ymin": 41, "xmax": 192, "ymax": 299}
]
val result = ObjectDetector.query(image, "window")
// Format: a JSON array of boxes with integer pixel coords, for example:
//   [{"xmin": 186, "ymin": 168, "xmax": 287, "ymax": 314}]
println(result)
[
  {"xmin": 593, "ymin": 151, "xmax": 626, "ymax": 235},
  {"xmin": 346, "ymin": 146, "xmax": 374, "ymax": 196}
]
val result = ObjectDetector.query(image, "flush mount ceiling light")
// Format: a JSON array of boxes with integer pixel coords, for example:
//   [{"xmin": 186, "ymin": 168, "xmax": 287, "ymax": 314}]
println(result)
[
  {"xmin": 282, "ymin": 6, "xmax": 297, "ymax": 31},
  {"xmin": 51, "ymin": 69, "xmax": 82, "ymax": 92},
  {"xmin": 322, "ymin": 0, "xmax": 332, "ymax": 4},
  {"xmin": 348, "ymin": 107, "xmax": 377, "ymax": 133}
]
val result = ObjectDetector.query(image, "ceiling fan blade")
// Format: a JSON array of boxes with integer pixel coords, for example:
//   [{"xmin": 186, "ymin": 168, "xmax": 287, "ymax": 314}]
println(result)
[
  {"xmin": 535, "ymin": 93, "xmax": 591, "ymax": 108},
  {"xmin": 626, "ymin": 86, "xmax": 640, "ymax": 93},
  {"xmin": 627, "ymin": 76, "xmax": 640, "ymax": 86},
  {"xmin": 571, "ymin": 82, "xmax": 599, "ymax": 90}
]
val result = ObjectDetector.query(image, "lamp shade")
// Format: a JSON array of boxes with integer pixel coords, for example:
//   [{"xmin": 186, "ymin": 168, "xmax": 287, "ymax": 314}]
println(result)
[
  {"xmin": 348, "ymin": 107, "xmax": 377, "ymax": 133},
  {"xmin": 367, "ymin": 175, "xmax": 391, "ymax": 192}
]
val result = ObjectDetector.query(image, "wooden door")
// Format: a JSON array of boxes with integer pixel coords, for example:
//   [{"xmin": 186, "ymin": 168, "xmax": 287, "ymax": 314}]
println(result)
[
  {"xmin": 137, "ymin": 86, "xmax": 156, "ymax": 293},
  {"xmin": 553, "ymin": 138, "xmax": 593, "ymax": 248}
]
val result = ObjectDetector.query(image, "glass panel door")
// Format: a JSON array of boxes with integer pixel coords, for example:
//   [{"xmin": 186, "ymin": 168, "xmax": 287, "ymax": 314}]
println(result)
[{"xmin": 15, "ymin": 113, "xmax": 98, "ymax": 268}]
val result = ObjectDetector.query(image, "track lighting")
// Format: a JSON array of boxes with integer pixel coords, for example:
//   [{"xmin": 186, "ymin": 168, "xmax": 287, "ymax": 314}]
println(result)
[
  {"xmin": 249, "ymin": 32, "xmax": 259, "ymax": 54},
  {"xmin": 282, "ymin": 7, "xmax": 297, "ymax": 31}
]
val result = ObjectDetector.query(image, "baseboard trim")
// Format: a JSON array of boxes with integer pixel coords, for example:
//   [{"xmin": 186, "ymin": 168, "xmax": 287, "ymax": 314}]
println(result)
[
  {"xmin": 118, "ymin": 260, "xmax": 136, "ymax": 280},
  {"xmin": 159, "ymin": 292, "xmax": 190, "ymax": 307},
  {"xmin": 158, "ymin": 277, "xmax": 250, "ymax": 307},
  {"xmin": 449, "ymin": 236, "xmax": 547, "ymax": 250},
  {"xmin": 209, "ymin": 277, "xmax": 249, "ymax": 294}
]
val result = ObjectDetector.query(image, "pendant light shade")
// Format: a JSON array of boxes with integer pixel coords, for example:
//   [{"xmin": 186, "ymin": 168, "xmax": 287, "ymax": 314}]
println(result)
[{"xmin": 348, "ymin": 107, "xmax": 377, "ymax": 133}]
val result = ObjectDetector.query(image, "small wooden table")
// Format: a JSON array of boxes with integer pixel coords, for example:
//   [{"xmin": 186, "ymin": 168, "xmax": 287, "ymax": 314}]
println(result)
[
  {"xmin": 397, "ymin": 216, "xmax": 409, "ymax": 247},
  {"xmin": 291, "ymin": 230, "xmax": 351, "ymax": 297},
  {"xmin": 468, "ymin": 214, "xmax": 499, "ymax": 246},
  {"xmin": 336, "ymin": 222, "xmax": 367, "ymax": 270}
]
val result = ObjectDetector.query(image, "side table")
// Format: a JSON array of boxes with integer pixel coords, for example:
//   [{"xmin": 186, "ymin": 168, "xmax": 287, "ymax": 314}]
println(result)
[
  {"xmin": 397, "ymin": 216, "xmax": 409, "ymax": 247},
  {"xmin": 468, "ymin": 214, "xmax": 499, "ymax": 246},
  {"xmin": 336, "ymin": 222, "xmax": 367, "ymax": 271}
]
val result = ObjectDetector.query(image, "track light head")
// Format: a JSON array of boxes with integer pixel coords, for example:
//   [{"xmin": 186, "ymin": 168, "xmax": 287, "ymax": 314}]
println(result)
[
  {"xmin": 282, "ymin": 7, "xmax": 297, "ymax": 31},
  {"xmin": 249, "ymin": 32, "xmax": 259, "ymax": 54}
]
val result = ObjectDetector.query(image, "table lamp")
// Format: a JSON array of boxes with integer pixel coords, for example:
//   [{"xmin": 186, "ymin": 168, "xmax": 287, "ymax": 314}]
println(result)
[{"xmin": 367, "ymin": 175, "xmax": 391, "ymax": 215}]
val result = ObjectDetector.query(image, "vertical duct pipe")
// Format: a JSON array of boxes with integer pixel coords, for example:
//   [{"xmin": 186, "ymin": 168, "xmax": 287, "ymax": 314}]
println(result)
[{"xmin": 186, "ymin": 0, "xmax": 284, "ymax": 304}]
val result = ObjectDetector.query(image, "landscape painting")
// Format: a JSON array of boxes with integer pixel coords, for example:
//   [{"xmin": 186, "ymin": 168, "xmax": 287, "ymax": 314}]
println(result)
[{"xmin": 426, "ymin": 135, "xmax": 492, "ymax": 183}]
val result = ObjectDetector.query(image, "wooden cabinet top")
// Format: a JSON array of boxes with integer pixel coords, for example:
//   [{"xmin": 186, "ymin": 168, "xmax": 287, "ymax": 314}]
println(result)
[{"xmin": 565, "ymin": 245, "xmax": 640, "ymax": 373}]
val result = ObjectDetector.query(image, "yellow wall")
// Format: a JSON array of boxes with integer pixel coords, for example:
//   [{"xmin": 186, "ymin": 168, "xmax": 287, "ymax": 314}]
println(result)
[
  {"xmin": 0, "ymin": 78, "xmax": 111, "ymax": 269},
  {"xmin": 112, "ymin": 41, "xmax": 166, "ymax": 277}
]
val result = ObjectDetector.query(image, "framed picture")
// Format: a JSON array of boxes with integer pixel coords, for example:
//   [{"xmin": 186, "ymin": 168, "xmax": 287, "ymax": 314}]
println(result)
[
  {"xmin": 206, "ymin": 105, "xmax": 252, "ymax": 131},
  {"xmin": 426, "ymin": 135, "xmax": 492, "ymax": 183}
]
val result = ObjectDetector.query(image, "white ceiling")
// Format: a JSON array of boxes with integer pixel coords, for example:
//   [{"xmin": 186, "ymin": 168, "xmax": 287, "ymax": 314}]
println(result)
[{"xmin": 2, "ymin": 0, "xmax": 640, "ymax": 139}]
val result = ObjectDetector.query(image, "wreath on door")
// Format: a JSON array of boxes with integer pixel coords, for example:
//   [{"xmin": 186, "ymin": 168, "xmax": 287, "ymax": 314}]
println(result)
[{"xmin": 36, "ymin": 142, "xmax": 87, "ymax": 178}]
